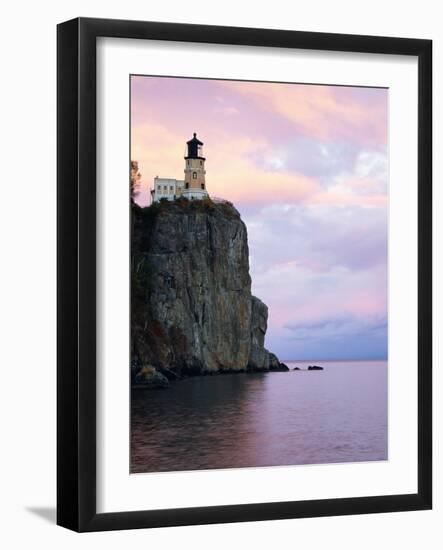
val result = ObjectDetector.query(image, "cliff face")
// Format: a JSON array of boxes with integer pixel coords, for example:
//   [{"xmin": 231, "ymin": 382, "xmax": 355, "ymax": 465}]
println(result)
[{"xmin": 131, "ymin": 198, "xmax": 285, "ymax": 378}]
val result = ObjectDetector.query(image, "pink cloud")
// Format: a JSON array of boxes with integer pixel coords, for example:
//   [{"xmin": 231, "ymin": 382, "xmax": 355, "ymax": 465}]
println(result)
[
  {"xmin": 309, "ymin": 190, "xmax": 388, "ymax": 207},
  {"xmin": 131, "ymin": 76, "xmax": 387, "ymax": 208},
  {"xmin": 219, "ymin": 81, "xmax": 387, "ymax": 147},
  {"xmin": 132, "ymin": 121, "xmax": 321, "ymax": 206}
]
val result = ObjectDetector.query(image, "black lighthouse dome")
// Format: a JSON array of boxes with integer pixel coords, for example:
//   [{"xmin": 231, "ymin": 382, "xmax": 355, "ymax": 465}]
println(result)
[{"xmin": 185, "ymin": 133, "xmax": 205, "ymax": 160}]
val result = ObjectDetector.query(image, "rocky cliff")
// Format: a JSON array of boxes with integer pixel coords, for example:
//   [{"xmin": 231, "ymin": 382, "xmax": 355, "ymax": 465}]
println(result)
[{"xmin": 131, "ymin": 198, "xmax": 286, "ymax": 383}]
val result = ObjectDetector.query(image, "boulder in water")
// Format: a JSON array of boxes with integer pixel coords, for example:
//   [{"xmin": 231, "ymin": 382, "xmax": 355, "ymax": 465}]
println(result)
[
  {"xmin": 269, "ymin": 353, "xmax": 289, "ymax": 371},
  {"xmin": 134, "ymin": 365, "xmax": 170, "ymax": 388}
]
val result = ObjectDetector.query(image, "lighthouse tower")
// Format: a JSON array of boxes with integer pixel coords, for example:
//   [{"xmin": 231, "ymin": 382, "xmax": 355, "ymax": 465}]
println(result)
[{"xmin": 182, "ymin": 133, "xmax": 209, "ymax": 200}]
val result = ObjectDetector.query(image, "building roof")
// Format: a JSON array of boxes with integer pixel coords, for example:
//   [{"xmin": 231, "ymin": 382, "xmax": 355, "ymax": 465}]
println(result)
[{"xmin": 186, "ymin": 132, "xmax": 203, "ymax": 146}]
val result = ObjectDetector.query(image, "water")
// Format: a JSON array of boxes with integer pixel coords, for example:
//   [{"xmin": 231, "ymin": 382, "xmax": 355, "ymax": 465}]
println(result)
[{"xmin": 131, "ymin": 360, "xmax": 387, "ymax": 473}]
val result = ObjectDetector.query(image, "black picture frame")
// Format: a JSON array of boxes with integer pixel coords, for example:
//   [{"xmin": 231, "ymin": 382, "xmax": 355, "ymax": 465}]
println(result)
[{"xmin": 57, "ymin": 17, "xmax": 432, "ymax": 532}]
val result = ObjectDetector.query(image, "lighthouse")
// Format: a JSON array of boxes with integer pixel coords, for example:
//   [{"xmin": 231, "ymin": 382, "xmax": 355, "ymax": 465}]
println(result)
[
  {"xmin": 150, "ymin": 133, "xmax": 209, "ymax": 203},
  {"xmin": 181, "ymin": 133, "xmax": 209, "ymax": 200}
]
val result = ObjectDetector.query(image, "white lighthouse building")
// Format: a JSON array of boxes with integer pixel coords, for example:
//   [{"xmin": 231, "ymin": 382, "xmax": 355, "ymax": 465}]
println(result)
[{"xmin": 151, "ymin": 133, "xmax": 209, "ymax": 203}]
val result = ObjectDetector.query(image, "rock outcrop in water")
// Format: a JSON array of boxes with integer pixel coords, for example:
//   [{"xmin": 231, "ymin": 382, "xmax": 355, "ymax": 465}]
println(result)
[{"xmin": 131, "ymin": 198, "xmax": 286, "ymax": 381}]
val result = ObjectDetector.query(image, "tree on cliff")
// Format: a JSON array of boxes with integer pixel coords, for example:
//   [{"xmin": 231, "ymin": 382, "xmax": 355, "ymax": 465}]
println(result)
[{"xmin": 130, "ymin": 160, "xmax": 141, "ymax": 200}]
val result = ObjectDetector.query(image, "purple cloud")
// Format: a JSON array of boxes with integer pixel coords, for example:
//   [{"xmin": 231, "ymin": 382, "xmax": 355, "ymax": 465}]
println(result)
[
  {"xmin": 280, "ymin": 313, "xmax": 388, "ymax": 360},
  {"xmin": 242, "ymin": 203, "xmax": 387, "ymax": 274},
  {"xmin": 250, "ymin": 138, "xmax": 362, "ymax": 180}
]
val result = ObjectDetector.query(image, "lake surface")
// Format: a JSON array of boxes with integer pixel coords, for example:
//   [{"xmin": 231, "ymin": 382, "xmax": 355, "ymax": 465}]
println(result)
[{"xmin": 131, "ymin": 360, "xmax": 387, "ymax": 473}]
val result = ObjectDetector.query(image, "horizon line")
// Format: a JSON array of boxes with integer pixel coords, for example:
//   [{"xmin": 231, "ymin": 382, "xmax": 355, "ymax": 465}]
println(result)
[{"xmin": 282, "ymin": 358, "xmax": 388, "ymax": 363}]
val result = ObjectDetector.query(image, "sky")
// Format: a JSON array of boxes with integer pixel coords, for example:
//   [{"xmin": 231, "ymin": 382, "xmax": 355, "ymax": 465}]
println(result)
[{"xmin": 131, "ymin": 75, "xmax": 388, "ymax": 361}]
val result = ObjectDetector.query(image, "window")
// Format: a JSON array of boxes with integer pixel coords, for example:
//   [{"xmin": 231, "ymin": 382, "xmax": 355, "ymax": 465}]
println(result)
[
  {"xmin": 193, "ymin": 172, "xmax": 197, "ymax": 179},
  {"xmin": 163, "ymin": 185, "xmax": 167, "ymax": 191},
  {"xmin": 170, "ymin": 185, "xmax": 174, "ymax": 191},
  {"xmin": 200, "ymin": 160, "xmax": 202, "ymax": 166},
  {"xmin": 157, "ymin": 185, "xmax": 161, "ymax": 191},
  {"xmin": 185, "ymin": 183, "xmax": 189, "ymax": 189},
  {"xmin": 201, "ymin": 183, "xmax": 205, "ymax": 190}
]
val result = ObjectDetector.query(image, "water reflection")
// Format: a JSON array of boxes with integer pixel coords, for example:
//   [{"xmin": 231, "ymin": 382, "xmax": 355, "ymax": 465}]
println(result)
[{"xmin": 131, "ymin": 361, "xmax": 387, "ymax": 473}]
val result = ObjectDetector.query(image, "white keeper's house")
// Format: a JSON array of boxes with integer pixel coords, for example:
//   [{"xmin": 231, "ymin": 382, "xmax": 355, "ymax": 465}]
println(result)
[{"xmin": 151, "ymin": 133, "xmax": 209, "ymax": 203}]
